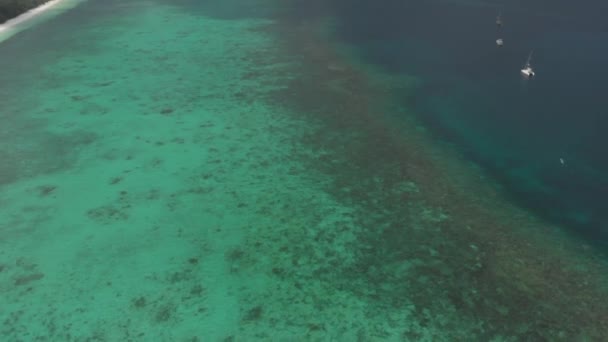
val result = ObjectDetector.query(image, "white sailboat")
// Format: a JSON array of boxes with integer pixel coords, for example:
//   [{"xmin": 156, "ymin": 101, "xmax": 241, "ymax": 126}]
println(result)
[{"xmin": 521, "ymin": 51, "xmax": 535, "ymax": 77}]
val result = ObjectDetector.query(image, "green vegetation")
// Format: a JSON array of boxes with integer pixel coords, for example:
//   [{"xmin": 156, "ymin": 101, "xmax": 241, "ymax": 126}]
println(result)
[{"xmin": 0, "ymin": 0, "xmax": 50, "ymax": 24}]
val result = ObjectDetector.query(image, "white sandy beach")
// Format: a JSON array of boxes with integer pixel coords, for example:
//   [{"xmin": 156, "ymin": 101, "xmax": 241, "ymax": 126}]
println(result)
[{"xmin": 0, "ymin": 0, "xmax": 86, "ymax": 43}]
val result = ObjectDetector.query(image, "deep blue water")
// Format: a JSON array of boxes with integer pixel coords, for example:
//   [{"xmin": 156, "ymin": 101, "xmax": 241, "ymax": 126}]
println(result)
[{"xmin": 327, "ymin": 0, "xmax": 608, "ymax": 247}]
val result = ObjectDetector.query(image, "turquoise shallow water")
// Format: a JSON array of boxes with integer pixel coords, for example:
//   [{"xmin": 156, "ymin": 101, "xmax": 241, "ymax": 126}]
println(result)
[
  {"xmin": 1, "ymin": 0, "xmax": 608, "ymax": 340},
  {"xmin": 1, "ymin": 1, "xmax": 328, "ymax": 339}
]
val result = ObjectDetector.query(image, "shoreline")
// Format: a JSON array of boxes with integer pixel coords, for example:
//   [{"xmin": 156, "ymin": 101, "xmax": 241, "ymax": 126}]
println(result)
[{"xmin": 0, "ymin": 0, "xmax": 85, "ymax": 43}]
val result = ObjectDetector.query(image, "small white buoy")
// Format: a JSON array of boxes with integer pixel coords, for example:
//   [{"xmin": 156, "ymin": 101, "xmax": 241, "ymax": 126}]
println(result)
[{"xmin": 560, "ymin": 158, "xmax": 565, "ymax": 165}]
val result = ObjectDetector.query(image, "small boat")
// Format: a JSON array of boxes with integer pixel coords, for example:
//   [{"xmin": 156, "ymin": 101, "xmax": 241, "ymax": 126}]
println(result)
[
  {"xmin": 496, "ymin": 12, "xmax": 503, "ymax": 26},
  {"xmin": 521, "ymin": 51, "xmax": 535, "ymax": 77},
  {"xmin": 495, "ymin": 11, "xmax": 503, "ymax": 46}
]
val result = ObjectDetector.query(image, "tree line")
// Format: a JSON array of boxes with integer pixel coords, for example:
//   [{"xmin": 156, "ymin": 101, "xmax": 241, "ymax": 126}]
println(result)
[{"xmin": 0, "ymin": 0, "xmax": 50, "ymax": 24}]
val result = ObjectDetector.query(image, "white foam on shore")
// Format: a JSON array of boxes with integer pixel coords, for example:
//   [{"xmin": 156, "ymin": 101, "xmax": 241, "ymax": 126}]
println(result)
[{"xmin": 0, "ymin": 0, "xmax": 86, "ymax": 43}]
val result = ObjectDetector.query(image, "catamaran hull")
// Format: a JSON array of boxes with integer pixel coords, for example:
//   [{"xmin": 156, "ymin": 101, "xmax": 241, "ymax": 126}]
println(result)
[{"xmin": 521, "ymin": 68, "xmax": 535, "ymax": 77}]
